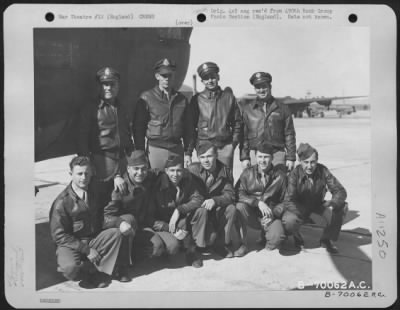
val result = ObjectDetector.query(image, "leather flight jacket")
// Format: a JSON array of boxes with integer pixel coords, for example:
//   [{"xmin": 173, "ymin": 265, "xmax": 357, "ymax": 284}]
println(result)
[
  {"xmin": 189, "ymin": 86, "xmax": 241, "ymax": 153},
  {"xmin": 134, "ymin": 86, "xmax": 192, "ymax": 153},
  {"xmin": 239, "ymin": 96, "xmax": 296, "ymax": 161},
  {"xmin": 78, "ymin": 98, "xmax": 133, "ymax": 159}
]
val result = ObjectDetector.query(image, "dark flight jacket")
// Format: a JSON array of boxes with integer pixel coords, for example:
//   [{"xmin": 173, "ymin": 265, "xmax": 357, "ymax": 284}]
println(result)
[
  {"xmin": 187, "ymin": 160, "xmax": 235, "ymax": 208},
  {"xmin": 145, "ymin": 171, "xmax": 204, "ymax": 226},
  {"xmin": 78, "ymin": 98, "xmax": 133, "ymax": 159},
  {"xmin": 188, "ymin": 87, "xmax": 241, "ymax": 153},
  {"xmin": 133, "ymin": 86, "xmax": 192, "ymax": 154},
  {"xmin": 103, "ymin": 171, "xmax": 158, "ymax": 229},
  {"xmin": 239, "ymin": 96, "xmax": 296, "ymax": 161},
  {"xmin": 284, "ymin": 163, "xmax": 347, "ymax": 217},
  {"xmin": 236, "ymin": 164, "xmax": 288, "ymax": 217},
  {"xmin": 49, "ymin": 182, "xmax": 102, "ymax": 255}
]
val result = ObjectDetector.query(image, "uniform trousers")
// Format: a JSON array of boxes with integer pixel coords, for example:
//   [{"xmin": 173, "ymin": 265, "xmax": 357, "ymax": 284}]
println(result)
[
  {"xmin": 147, "ymin": 144, "xmax": 184, "ymax": 169},
  {"xmin": 56, "ymin": 228, "xmax": 123, "ymax": 281},
  {"xmin": 235, "ymin": 202, "xmax": 301, "ymax": 250},
  {"xmin": 300, "ymin": 202, "xmax": 348, "ymax": 241},
  {"xmin": 205, "ymin": 204, "xmax": 237, "ymax": 246},
  {"xmin": 135, "ymin": 208, "xmax": 208, "ymax": 257}
]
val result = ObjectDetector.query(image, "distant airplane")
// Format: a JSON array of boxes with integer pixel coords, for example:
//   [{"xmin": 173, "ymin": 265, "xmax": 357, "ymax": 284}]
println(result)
[{"xmin": 238, "ymin": 94, "xmax": 368, "ymax": 117}]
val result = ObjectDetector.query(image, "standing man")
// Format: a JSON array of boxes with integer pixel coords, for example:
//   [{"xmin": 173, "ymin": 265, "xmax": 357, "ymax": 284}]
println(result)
[
  {"xmin": 187, "ymin": 141, "xmax": 237, "ymax": 258},
  {"xmin": 133, "ymin": 58, "xmax": 193, "ymax": 169},
  {"xmin": 234, "ymin": 143, "xmax": 301, "ymax": 257},
  {"xmin": 188, "ymin": 62, "xmax": 241, "ymax": 169},
  {"xmin": 284, "ymin": 143, "xmax": 348, "ymax": 253},
  {"xmin": 239, "ymin": 72, "xmax": 296, "ymax": 171},
  {"xmin": 49, "ymin": 156, "xmax": 131, "ymax": 288},
  {"xmin": 145, "ymin": 155, "xmax": 207, "ymax": 268},
  {"xmin": 78, "ymin": 67, "xmax": 134, "ymax": 211},
  {"xmin": 102, "ymin": 150, "xmax": 158, "ymax": 278}
]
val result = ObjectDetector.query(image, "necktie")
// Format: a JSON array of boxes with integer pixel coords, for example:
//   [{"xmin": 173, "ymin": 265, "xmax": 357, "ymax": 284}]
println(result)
[
  {"xmin": 205, "ymin": 172, "xmax": 215, "ymax": 190},
  {"xmin": 175, "ymin": 186, "xmax": 182, "ymax": 202},
  {"xmin": 82, "ymin": 191, "xmax": 88, "ymax": 205}
]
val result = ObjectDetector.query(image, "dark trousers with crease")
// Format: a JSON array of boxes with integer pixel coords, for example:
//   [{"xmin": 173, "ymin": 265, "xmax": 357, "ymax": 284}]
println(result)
[
  {"xmin": 205, "ymin": 204, "xmax": 237, "ymax": 246},
  {"xmin": 301, "ymin": 202, "xmax": 348, "ymax": 241},
  {"xmin": 235, "ymin": 202, "xmax": 301, "ymax": 250},
  {"xmin": 135, "ymin": 207, "xmax": 208, "ymax": 257}
]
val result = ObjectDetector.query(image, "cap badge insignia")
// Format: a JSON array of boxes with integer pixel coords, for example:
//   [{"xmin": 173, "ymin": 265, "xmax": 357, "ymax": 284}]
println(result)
[
  {"xmin": 104, "ymin": 67, "xmax": 110, "ymax": 75},
  {"xmin": 203, "ymin": 64, "xmax": 208, "ymax": 69},
  {"xmin": 256, "ymin": 72, "xmax": 261, "ymax": 78},
  {"xmin": 163, "ymin": 59, "xmax": 170, "ymax": 66}
]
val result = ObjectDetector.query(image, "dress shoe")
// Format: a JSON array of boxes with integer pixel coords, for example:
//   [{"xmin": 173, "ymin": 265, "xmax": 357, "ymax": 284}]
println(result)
[
  {"xmin": 80, "ymin": 272, "xmax": 110, "ymax": 289},
  {"xmin": 185, "ymin": 251, "xmax": 203, "ymax": 268},
  {"xmin": 233, "ymin": 244, "xmax": 248, "ymax": 257},
  {"xmin": 320, "ymin": 239, "xmax": 339, "ymax": 254}
]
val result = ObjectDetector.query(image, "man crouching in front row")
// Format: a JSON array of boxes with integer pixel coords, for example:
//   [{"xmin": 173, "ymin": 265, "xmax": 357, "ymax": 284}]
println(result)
[
  {"xmin": 234, "ymin": 143, "xmax": 301, "ymax": 256},
  {"xmin": 143, "ymin": 155, "xmax": 207, "ymax": 268},
  {"xmin": 49, "ymin": 156, "xmax": 132, "ymax": 288}
]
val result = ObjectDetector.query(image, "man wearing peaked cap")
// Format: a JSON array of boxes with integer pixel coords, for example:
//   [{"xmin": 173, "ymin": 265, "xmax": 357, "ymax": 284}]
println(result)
[
  {"xmin": 187, "ymin": 61, "xmax": 241, "ymax": 170},
  {"xmin": 133, "ymin": 58, "xmax": 193, "ymax": 169},
  {"xmin": 234, "ymin": 141, "xmax": 301, "ymax": 256},
  {"xmin": 239, "ymin": 71, "xmax": 296, "ymax": 172},
  {"xmin": 78, "ymin": 67, "xmax": 134, "ymax": 219},
  {"xmin": 283, "ymin": 143, "xmax": 348, "ymax": 253}
]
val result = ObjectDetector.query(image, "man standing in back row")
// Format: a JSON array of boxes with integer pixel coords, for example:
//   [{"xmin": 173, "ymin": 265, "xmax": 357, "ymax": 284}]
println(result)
[
  {"xmin": 239, "ymin": 72, "xmax": 296, "ymax": 171},
  {"xmin": 188, "ymin": 62, "xmax": 242, "ymax": 169},
  {"xmin": 133, "ymin": 58, "xmax": 193, "ymax": 169}
]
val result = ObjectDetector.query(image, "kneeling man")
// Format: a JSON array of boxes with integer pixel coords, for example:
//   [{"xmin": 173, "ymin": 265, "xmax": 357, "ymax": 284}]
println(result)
[
  {"xmin": 235, "ymin": 143, "xmax": 301, "ymax": 256},
  {"xmin": 145, "ymin": 155, "xmax": 207, "ymax": 268},
  {"xmin": 188, "ymin": 141, "xmax": 237, "ymax": 258},
  {"xmin": 49, "ymin": 156, "xmax": 130, "ymax": 288},
  {"xmin": 284, "ymin": 143, "xmax": 348, "ymax": 253},
  {"xmin": 103, "ymin": 150, "xmax": 157, "ymax": 281}
]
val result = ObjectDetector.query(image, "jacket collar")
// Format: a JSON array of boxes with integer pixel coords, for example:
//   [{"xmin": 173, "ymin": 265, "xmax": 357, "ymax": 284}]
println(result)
[
  {"xmin": 298, "ymin": 163, "xmax": 323, "ymax": 182},
  {"xmin": 159, "ymin": 171, "xmax": 189, "ymax": 191},
  {"xmin": 99, "ymin": 98, "xmax": 119, "ymax": 108},
  {"xmin": 202, "ymin": 86, "xmax": 222, "ymax": 99},
  {"xmin": 252, "ymin": 96, "xmax": 275, "ymax": 109},
  {"xmin": 200, "ymin": 160, "xmax": 226, "ymax": 178},
  {"xmin": 154, "ymin": 85, "xmax": 177, "ymax": 100},
  {"xmin": 255, "ymin": 163, "xmax": 273, "ymax": 177}
]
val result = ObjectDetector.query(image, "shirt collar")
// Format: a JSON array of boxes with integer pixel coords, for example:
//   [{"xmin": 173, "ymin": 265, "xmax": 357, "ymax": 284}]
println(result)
[
  {"xmin": 71, "ymin": 182, "xmax": 87, "ymax": 200},
  {"xmin": 99, "ymin": 98, "xmax": 119, "ymax": 108},
  {"xmin": 204, "ymin": 86, "xmax": 222, "ymax": 99},
  {"xmin": 256, "ymin": 163, "xmax": 273, "ymax": 176},
  {"xmin": 299, "ymin": 164, "xmax": 322, "ymax": 182},
  {"xmin": 253, "ymin": 96, "xmax": 275, "ymax": 109}
]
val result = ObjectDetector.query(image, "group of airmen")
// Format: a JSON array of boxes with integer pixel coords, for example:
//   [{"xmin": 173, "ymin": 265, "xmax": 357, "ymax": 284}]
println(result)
[{"xmin": 49, "ymin": 58, "xmax": 348, "ymax": 288}]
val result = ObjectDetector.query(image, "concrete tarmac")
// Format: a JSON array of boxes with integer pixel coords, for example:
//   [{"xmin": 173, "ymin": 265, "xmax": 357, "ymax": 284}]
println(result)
[{"xmin": 34, "ymin": 111, "xmax": 372, "ymax": 292}]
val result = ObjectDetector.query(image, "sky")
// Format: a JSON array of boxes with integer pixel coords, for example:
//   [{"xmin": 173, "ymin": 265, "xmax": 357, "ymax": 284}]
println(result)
[{"xmin": 183, "ymin": 26, "xmax": 369, "ymax": 98}]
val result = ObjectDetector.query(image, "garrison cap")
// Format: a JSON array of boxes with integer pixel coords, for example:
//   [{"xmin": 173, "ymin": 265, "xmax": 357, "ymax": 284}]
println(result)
[
  {"xmin": 297, "ymin": 143, "xmax": 318, "ymax": 160},
  {"xmin": 165, "ymin": 155, "xmax": 184, "ymax": 168},
  {"xmin": 154, "ymin": 58, "xmax": 176, "ymax": 74},
  {"xmin": 197, "ymin": 141, "xmax": 217, "ymax": 156},
  {"xmin": 250, "ymin": 72, "xmax": 272, "ymax": 86},
  {"xmin": 96, "ymin": 67, "xmax": 120, "ymax": 83},
  {"xmin": 126, "ymin": 150, "xmax": 148, "ymax": 167},
  {"xmin": 197, "ymin": 62, "xmax": 219, "ymax": 79},
  {"xmin": 256, "ymin": 142, "xmax": 274, "ymax": 156}
]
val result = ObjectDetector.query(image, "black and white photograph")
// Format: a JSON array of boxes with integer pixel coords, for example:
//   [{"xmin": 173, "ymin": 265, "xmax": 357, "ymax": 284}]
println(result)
[{"xmin": 4, "ymin": 4, "xmax": 397, "ymax": 308}]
